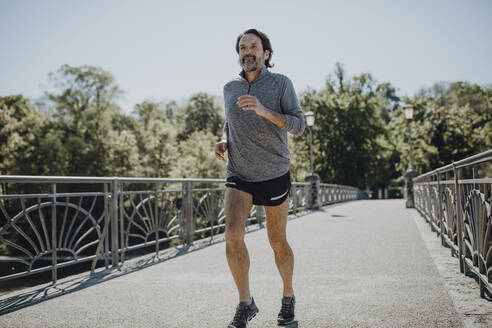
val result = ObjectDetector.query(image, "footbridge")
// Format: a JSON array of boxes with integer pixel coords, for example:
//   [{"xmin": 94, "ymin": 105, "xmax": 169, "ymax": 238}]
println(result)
[{"xmin": 0, "ymin": 150, "xmax": 490, "ymax": 327}]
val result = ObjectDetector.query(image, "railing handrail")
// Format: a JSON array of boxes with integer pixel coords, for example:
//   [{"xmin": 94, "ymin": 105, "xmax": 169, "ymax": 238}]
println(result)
[
  {"xmin": 412, "ymin": 149, "xmax": 491, "ymax": 299},
  {"xmin": 0, "ymin": 175, "xmax": 360, "ymax": 189},
  {"xmin": 415, "ymin": 149, "xmax": 492, "ymax": 181},
  {"xmin": 321, "ymin": 183, "xmax": 359, "ymax": 190},
  {"xmin": 0, "ymin": 175, "xmax": 225, "ymax": 184}
]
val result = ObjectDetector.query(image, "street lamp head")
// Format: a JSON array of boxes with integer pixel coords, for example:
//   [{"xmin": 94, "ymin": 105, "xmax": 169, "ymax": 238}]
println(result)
[
  {"xmin": 305, "ymin": 111, "xmax": 315, "ymax": 127},
  {"xmin": 403, "ymin": 104, "xmax": 414, "ymax": 120}
]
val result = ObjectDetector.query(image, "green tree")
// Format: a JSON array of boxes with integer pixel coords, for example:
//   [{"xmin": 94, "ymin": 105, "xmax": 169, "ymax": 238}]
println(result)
[
  {"xmin": 105, "ymin": 129, "xmax": 142, "ymax": 176},
  {"xmin": 45, "ymin": 64, "xmax": 141, "ymax": 177},
  {"xmin": 132, "ymin": 101, "xmax": 177, "ymax": 177},
  {"xmin": 0, "ymin": 95, "xmax": 45, "ymax": 176},
  {"xmin": 386, "ymin": 98, "xmax": 439, "ymax": 174},
  {"xmin": 288, "ymin": 133, "xmax": 310, "ymax": 182},
  {"xmin": 175, "ymin": 93, "xmax": 224, "ymax": 141},
  {"xmin": 295, "ymin": 64, "xmax": 400, "ymax": 189},
  {"xmin": 389, "ymin": 82, "xmax": 492, "ymax": 175},
  {"xmin": 172, "ymin": 131, "xmax": 226, "ymax": 179}
]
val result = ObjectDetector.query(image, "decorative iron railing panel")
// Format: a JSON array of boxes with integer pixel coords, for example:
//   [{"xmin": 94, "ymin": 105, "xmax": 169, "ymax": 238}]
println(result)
[
  {"xmin": 0, "ymin": 176, "xmax": 357, "ymax": 285},
  {"xmin": 414, "ymin": 149, "xmax": 492, "ymax": 299},
  {"xmin": 0, "ymin": 181, "xmax": 112, "ymax": 285}
]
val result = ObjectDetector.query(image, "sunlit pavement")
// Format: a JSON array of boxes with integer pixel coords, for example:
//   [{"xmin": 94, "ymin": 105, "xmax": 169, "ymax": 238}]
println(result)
[{"xmin": 2, "ymin": 200, "xmax": 489, "ymax": 327}]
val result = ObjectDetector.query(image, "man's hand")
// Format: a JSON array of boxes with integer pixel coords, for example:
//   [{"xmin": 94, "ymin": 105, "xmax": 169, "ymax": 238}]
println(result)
[
  {"xmin": 237, "ymin": 95, "xmax": 286, "ymax": 129},
  {"xmin": 215, "ymin": 140, "xmax": 228, "ymax": 160},
  {"xmin": 237, "ymin": 95, "xmax": 267, "ymax": 116}
]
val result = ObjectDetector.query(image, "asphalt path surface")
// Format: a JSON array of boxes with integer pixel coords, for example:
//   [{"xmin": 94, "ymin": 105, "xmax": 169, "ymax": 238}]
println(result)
[{"xmin": 1, "ymin": 200, "xmax": 488, "ymax": 327}]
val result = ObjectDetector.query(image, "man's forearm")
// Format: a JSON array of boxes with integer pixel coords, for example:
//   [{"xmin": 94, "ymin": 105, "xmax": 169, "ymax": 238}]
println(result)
[{"xmin": 259, "ymin": 107, "xmax": 286, "ymax": 129}]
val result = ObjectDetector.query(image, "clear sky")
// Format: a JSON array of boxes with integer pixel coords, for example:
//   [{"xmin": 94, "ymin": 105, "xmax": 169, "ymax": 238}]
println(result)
[{"xmin": 1, "ymin": 0, "xmax": 491, "ymax": 113}]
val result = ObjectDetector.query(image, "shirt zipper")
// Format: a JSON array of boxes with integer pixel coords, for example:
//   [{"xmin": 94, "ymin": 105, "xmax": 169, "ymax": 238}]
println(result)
[{"xmin": 247, "ymin": 83, "xmax": 251, "ymax": 95}]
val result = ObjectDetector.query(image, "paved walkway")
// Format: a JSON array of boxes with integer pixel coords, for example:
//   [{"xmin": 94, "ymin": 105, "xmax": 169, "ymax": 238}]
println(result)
[{"xmin": 0, "ymin": 200, "xmax": 490, "ymax": 327}]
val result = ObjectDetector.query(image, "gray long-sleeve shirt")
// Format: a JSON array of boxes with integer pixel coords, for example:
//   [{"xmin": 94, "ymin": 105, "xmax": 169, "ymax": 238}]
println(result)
[{"xmin": 223, "ymin": 67, "xmax": 305, "ymax": 182}]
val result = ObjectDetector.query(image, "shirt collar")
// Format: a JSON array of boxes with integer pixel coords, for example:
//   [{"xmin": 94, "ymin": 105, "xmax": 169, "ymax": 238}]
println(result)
[{"xmin": 239, "ymin": 66, "xmax": 269, "ymax": 84}]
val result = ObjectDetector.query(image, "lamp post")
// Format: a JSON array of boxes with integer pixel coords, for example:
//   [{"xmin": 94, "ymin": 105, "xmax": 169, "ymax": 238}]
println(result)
[
  {"xmin": 304, "ymin": 111, "xmax": 319, "ymax": 209},
  {"xmin": 403, "ymin": 104, "xmax": 417, "ymax": 208},
  {"xmin": 404, "ymin": 104, "xmax": 415, "ymax": 170},
  {"xmin": 305, "ymin": 111, "xmax": 315, "ymax": 175}
]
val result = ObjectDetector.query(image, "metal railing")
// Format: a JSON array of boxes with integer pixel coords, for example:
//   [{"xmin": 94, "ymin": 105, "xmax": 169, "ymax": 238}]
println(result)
[
  {"xmin": 320, "ymin": 183, "xmax": 359, "ymax": 204},
  {"xmin": 0, "ymin": 176, "xmax": 358, "ymax": 285},
  {"xmin": 414, "ymin": 149, "xmax": 492, "ymax": 299}
]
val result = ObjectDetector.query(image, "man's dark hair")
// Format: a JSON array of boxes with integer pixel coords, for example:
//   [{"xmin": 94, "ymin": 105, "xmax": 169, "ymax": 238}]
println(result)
[{"xmin": 235, "ymin": 28, "xmax": 274, "ymax": 68}]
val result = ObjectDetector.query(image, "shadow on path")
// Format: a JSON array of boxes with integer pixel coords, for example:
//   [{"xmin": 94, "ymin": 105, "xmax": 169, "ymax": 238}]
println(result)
[
  {"xmin": 0, "ymin": 206, "xmax": 324, "ymax": 316},
  {"xmin": 0, "ymin": 209, "xmax": 318, "ymax": 316},
  {"xmin": 0, "ymin": 235, "xmax": 227, "ymax": 315}
]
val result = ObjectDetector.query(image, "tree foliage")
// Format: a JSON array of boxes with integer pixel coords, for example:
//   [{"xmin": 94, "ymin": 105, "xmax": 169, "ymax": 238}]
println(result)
[
  {"xmin": 290, "ymin": 65, "xmax": 491, "ymax": 191},
  {"xmin": 0, "ymin": 95, "xmax": 45, "ymax": 175},
  {"xmin": 132, "ymin": 101, "xmax": 176, "ymax": 177},
  {"xmin": 293, "ymin": 64, "xmax": 400, "ymax": 189},
  {"xmin": 175, "ymin": 92, "xmax": 224, "ymax": 141},
  {"xmin": 388, "ymin": 81, "xmax": 492, "ymax": 174},
  {"xmin": 1, "ymin": 63, "xmax": 490, "ymax": 192},
  {"xmin": 0, "ymin": 65, "xmax": 228, "ymax": 180},
  {"xmin": 172, "ymin": 131, "xmax": 226, "ymax": 179},
  {"xmin": 44, "ymin": 64, "xmax": 139, "ymax": 176}
]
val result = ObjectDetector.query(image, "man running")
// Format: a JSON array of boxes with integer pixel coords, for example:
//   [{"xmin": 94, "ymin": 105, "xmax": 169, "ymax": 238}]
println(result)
[{"xmin": 215, "ymin": 28, "xmax": 305, "ymax": 327}]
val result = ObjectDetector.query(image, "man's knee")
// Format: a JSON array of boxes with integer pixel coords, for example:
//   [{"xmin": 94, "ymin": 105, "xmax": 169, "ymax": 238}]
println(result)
[
  {"xmin": 226, "ymin": 221, "xmax": 245, "ymax": 245},
  {"xmin": 268, "ymin": 233, "xmax": 288, "ymax": 252}
]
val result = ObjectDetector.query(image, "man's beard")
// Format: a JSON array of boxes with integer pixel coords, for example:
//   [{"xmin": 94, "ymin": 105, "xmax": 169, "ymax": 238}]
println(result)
[{"xmin": 241, "ymin": 55, "xmax": 261, "ymax": 72}]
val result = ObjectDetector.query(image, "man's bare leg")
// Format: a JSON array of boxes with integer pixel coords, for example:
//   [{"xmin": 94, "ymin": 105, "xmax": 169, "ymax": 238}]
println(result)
[
  {"xmin": 225, "ymin": 188, "xmax": 253, "ymax": 302},
  {"xmin": 265, "ymin": 196, "xmax": 294, "ymax": 297}
]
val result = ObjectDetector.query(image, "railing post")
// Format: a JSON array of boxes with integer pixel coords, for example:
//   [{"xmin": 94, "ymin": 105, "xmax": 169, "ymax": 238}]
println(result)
[
  {"xmin": 404, "ymin": 169, "xmax": 418, "ymax": 208},
  {"xmin": 51, "ymin": 183, "xmax": 57, "ymax": 284},
  {"xmin": 111, "ymin": 178, "xmax": 119, "ymax": 266},
  {"xmin": 119, "ymin": 183, "xmax": 124, "ymax": 263},
  {"xmin": 105, "ymin": 183, "xmax": 110, "ymax": 269},
  {"xmin": 453, "ymin": 164, "xmax": 465, "ymax": 274},
  {"xmin": 426, "ymin": 178, "xmax": 432, "ymax": 227},
  {"xmin": 154, "ymin": 183, "xmax": 159, "ymax": 256},
  {"xmin": 320, "ymin": 185, "xmax": 324, "ymax": 205},
  {"xmin": 182, "ymin": 181, "xmax": 194, "ymax": 245},
  {"xmin": 445, "ymin": 171, "xmax": 454, "ymax": 256},
  {"xmin": 437, "ymin": 173, "xmax": 445, "ymax": 246},
  {"xmin": 92, "ymin": 183, "xmax": 111, "ymax": 272},
  {"xmin": 304, "ymin": 183, "xmax": 309, "ymax": 207},
  {"xmin": 305, "ymin": 174, "xmax": 320, "ymax": 209}
]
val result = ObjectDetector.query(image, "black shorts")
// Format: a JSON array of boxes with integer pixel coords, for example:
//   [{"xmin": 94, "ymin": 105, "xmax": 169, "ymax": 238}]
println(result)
[{"xmin": 225, "ymin": 171, "xmax": 291, "ymax": 206}]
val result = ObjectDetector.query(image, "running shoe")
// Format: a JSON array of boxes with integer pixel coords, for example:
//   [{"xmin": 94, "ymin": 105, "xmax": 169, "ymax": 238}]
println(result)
[
  {"xmin": 277, "ymin": 295, "xmax": 295, "ymax": 326},
  {"xmin": 228, "ymin": 297, "xmax": 259, "ymax": 328}
]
